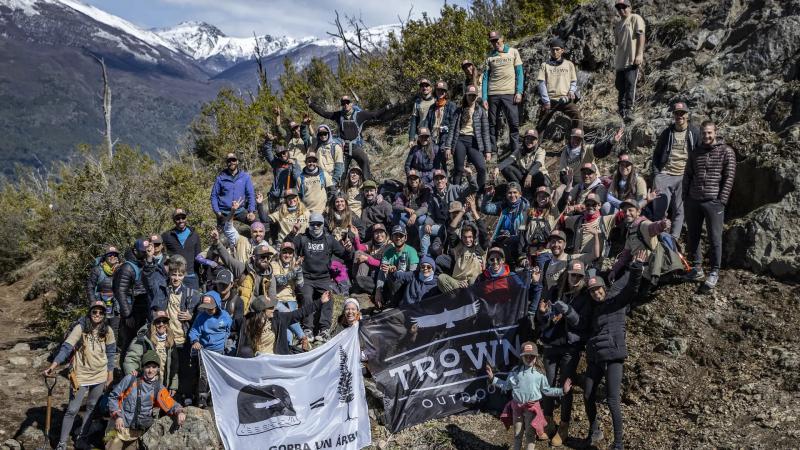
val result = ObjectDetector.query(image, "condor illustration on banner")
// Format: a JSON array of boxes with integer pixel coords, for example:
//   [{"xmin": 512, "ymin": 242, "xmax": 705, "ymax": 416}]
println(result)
[
  {"xmin": 360, "ymin": 269, "xmax": 531, "ymax": 432},
  {"xmin": 202, "ymin": 325, "xmax": 371, "ymax": 450}
]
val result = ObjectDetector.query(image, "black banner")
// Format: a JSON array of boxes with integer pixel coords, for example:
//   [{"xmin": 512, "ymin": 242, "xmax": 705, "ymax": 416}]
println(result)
[{"xmin": 360, "ymin": 270, "xmax": 531, "ymax": 432}]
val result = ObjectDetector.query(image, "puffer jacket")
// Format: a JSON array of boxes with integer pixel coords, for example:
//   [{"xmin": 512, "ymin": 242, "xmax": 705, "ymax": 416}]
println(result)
[
  {"xmin": 536, "ymin": 286, "xmax": 592, "ymax": 354},
  {"xmin": 109, "ymin": 374, "xmax": 181, "ymax": 429},
  {"xmin": 475, "ymin": 265, "xmax": 527, "ymax": 305},
  {"xmin": 424, "ymin": 100, "xmax": 458, "ymax": 146},
  {"xmin": 122, "ymin": 324, "xmax": 180, "ymax": 390},
  {"xmin": 445, "ymin": 103, "xmax": 492, "ymax": 154},
  {"xmin": 586, "ymin": 264, "xmax": 643, "ymax": 362},
  {"xmin": 652, "ymin": 124, "xmax": 701, "ymax": 175},
  {"xmin": 682, "ymin": 139, "xmax": 737, "ymax": 204},
  {"xmin": 112, "ymin": 252, "xmax": 147, "ymax": 319}
]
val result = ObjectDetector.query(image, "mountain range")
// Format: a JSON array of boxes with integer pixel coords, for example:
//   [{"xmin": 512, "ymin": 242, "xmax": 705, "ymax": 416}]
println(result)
[{"xmin": 0, "ymin": 0, "xmax": 397, "ymax": 173}]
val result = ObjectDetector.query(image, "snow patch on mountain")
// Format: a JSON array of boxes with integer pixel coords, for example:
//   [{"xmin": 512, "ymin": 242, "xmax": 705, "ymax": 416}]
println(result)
[{"xmin": 1, "ymin": 0, "xmax": 42, "ymax": 15}]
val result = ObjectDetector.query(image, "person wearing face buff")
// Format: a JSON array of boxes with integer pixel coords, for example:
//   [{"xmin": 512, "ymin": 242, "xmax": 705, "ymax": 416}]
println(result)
[
  {"xmin": 582, "ymin": 251, "xmax": 646, "ymax": 450},
  {"xmin": 291, "ymin": 212, "xmax": 353, "ymax": 343},
  {"xmin": 389, "ymin": 255, "xmax": 440, "ymax": 306},
  {"xmin": 312, "ymin": 124, "xmax": 345, "ymax": 185}
]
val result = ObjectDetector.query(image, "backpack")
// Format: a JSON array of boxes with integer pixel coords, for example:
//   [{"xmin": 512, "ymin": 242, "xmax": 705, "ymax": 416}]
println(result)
[
  {"xmin": 338, "ymin": 106, "xmax": 364, "ymax": 145},
  {"xmin": 125, "ymin": 260, "xmax": 142, "ymax": 282},
  {"xmin": 299, "ymin": 170, "xmax": 327, "ymax": 198},
  {"xmin": 635, "ymin": 225, "xmax": 685, "ymax": 279},
  {"xmin": 566, "ymin": 215, "xmax": 610, "ymax": 257},
  {"xmin": 527, "ymin": 214, "xmax": 553, "ymax": 248}
]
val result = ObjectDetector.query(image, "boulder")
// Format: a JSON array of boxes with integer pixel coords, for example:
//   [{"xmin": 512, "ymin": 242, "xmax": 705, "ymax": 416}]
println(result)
[
  {"xmin": 140, "ymin": 406, "xmax": 221, "ymax": 450},
  {"xmin": 10, "ymin": 343, "xmax": 29, "ymax": 353}
]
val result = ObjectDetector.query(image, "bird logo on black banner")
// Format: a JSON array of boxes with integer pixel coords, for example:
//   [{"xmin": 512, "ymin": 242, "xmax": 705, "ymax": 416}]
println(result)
[{"xmin": 236, "ymin": 384, "xmax": 301, "ymax": 436}]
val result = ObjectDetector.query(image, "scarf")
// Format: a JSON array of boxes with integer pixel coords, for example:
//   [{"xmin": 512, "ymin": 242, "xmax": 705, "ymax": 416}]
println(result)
[
  {"xmin": 287, "ymin": 204, "xmax": 298, "ymax": 212},
  {"xmin": 583, "ymin": 210, "xmax": 601, "ymax": 223},
  {"xmin": 436, "ymin": 98, "xmax": 447, "ymax": 108},
  {"xmin": 498, "ymin": 199, "xmax": 525, "ymax": 235},
  {"xmin": 418, "ymin": 271, "xmax": 435, "ymax": 282},
  {"xmin": 101, "ymin": 261, "xmax": 114, "ymax": 276},
  {"xmin": 155, "ymin": 332, "xmax": 167, "ymax": 343},
  {"xmin": 567, "ymin": 145, "xmax": 582, "ymax": 161},
  {"xmin": 310, "ymin": 227, "xmax": 323, "ymax": 238}
]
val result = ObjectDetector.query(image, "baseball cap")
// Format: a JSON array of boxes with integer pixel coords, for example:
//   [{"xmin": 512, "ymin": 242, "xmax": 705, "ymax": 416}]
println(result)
[
  {"xmin": 289, "ymin": 121, "xmax": 299, "ymax": 129},
  {"xmin": 89, "ymin": 300, "xmax": 106, "ymax": 311},
  {"xmin": 134, "ymin": 238, "xmax": 150, "ymax": 253},
  {"xmin": 619, "ymin": 197, "xmax": 640, "ymax": 210},
  {"xmin": 507, "ymin": 181, "xmax": 522, "ymax": 193},
  {"xmin": 449, "ymin": 201, "xmax": 464, "ymax": 213},
  {"xmin": 418, "ymin": 78, "xmax": 431, "ymax": 86},
  {"xmin": 673, "ymin": 101, "xmax": 689, "ymax": 113},
  {"xmin": 567, "ymin": 260, "xmax": 585, "ymax": 275},
  {"xmin": 172, "ymin": 208, "xmax": 187, "ymax": 219},
  {"xmin": 524, "ymin": 129, "xmax": 539, "ymax": 138},
  {"xmin": 215, "ymin": 269, "xmax": 234, "ymax": 286},
  {"xmin": 275, "ymin": 145, "xmax": 288, "ymax": 154},
  {"xmin": 487, "ymin": 247, "xmax": 505, "ymax": 260},
  {"xmin": 249, "ymin": 295, "xmax": 279, "ymax": 312},
  {"xmin": 433, "ymin": 169, "xmax": 447, "ymax": 179},
  {"xmin": 580, "ymin": 162, "xmax": 598, "ymax": 174},
  {"xmin": 570, "ymin": 128, "xmax": 584, "ymax": 138},
  {"xmin": 618, "ymin": 153, "xmax": 634, "ymax": 165},
  {"xmin": 198, "ymin": 301, "xmax": 215, "ymax": 311},
  {"xmin": 149, "ymin": 235, "xmax": 162, "ymax": 245},
  {"xmin": 584, "ymin": 192, "xmax": 601, "ymax": 205},
  {"xmin": 283, "ymin": 188, "xmax": 299, "ymax": 198},
  {"xmin": 280, "ymin": 241, "xmax": 295, "ymax": 252},
  {"xmin": 141, "ymin": 350, "xmax": 161, "ymax": 368},
  {"xmin": 461, "ymin": 59, "xmax": 474, "ymax": 68},
  {"xmin": 372, "ymin": 223, "xmax": 387, "ymax": 233},
  {"xmin": 407, "ymin": 169, "xmax": 421, "ymax": 179},
  {"xmin": 435, "ymin": 80, "xmax": 448, "ymax": 90},
  {"xmin": 340, "ymin": 95, "xmax": 351, "ymax": 104},
  {"xmin": 615, "ymin": 0, "xmax": 631, "ymax": 8},
  {"xmin": 152, "ymin": 310, "xmax": 169, "ymax": 322},
  {"xmin": 253, "ymin": 244, "xmax": 277, "ymax": 257},
  {"xmin": 549, "ymin": 37, "xmax": 566, "ymax": 49},
  {"xmin": 305, "ymin": 151, "xmax": 318, "ymax": 162},
  {"xmin": 549, "ymin": 230, "xmax": 567, "ymax": 241},
  {"xmin": 391, "ymin": 225, "xmax": 407, "ymax": 236},
  {"xmin": 104, "ymin": 245, "xmax": 119, "ymax": 257},
  {"xmin": 536, "ymin": 185, "xmax": 552, "ymax": 196},
  {"xmin": 309, "ymin": 212, "xmax": 325, "ymax": 224},
  {"xmin": 225, "ymin": 152, "xmax": 238, "ymax": 161},
  {"xmin": 362, "ymin": 180, "xmax": 378, "ymax": 190},
  {"xmin": 465, "ymin": 85, "xmax": 478, "ymax": 96},
  {"xmin": 488, "ymin": 30, "xmax": 502, "ymax": 40},
  {"xmin": 520, "ymin": 341, "xmax": 538, "ymax": 356},
  {"xmin": 587, "ymin": 276, "xmax": 607, "ymax": 289}
]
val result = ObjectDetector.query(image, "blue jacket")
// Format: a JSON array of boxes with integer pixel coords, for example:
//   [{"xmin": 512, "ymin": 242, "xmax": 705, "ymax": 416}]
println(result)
[
  {"xmin": 210, "ymin": 169, "xmax": 256, "ymax": 214},
  {"xmin": 482, "ymin": 197, "xmax": 531, "ymax": 240},
  {"xmin": 188, "ymin": 291, "xmax": 232, "ymax": 352}
]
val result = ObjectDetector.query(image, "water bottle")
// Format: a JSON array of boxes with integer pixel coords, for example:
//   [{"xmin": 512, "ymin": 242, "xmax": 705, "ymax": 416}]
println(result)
[{"xmin": 398, "ymin": 252, "xmax": 408, "ymax": 272}]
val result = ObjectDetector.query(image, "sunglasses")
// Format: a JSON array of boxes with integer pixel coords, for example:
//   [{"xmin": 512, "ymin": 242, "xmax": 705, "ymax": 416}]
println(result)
[
  {"xmin": 585, "ymin": 202, "xmax": 599, "ymax": 208},
  {"xmin": 154, "ymin": 319, "xmax": 169, "ymax": 326},
  {"xmin": 340, "ymin": 100, "xmax": 351, "ymax": 105},
  {"xmin": 227, "ymin": 158, "xmax": 238, "ymax": 163},
  {"xmin": 420, "ymin": 84, "xmax": 431, "ymax": 88},
  {"xmin": 420, "ymin": 264, "xmax": 433, "ymax": 270},
  {"xmin": 309, "ymin": 222, "xmax": 323, "ymax": 227},
  {"xmin": 615, "ymin": 4, "xmax": 629, "ymax": 9},
  {"xmin": 90, "ymin": 309, "xmax": 105, "ymax": 316},
  {"xmin": 306, "ymin": 159, "xmax": 318, "ymax": 163},
  {"xmin": 174, "ymin": 215, "xmax": 187, "ymax": 220},
  {"xmin": 392, "ymin": 233, "xmax": 406, "ymax": 238},
  {"xmin": 280, "ymin": 250, "xmax": 294, "ymax": 255},
  {"xmin": 258, "ymin": 254, "xmax": 272, "ymax": 260},
  {"xmin": 153, "ymin": 242, "xmax": 162, "ymax": 247},
  {"xmin": 317, "ymin": 132, "xmax": 329, "ymax": 137}
]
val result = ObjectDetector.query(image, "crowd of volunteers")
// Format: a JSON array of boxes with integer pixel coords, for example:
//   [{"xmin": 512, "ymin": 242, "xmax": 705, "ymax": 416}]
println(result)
[{"xmin": 45, "ymin": 3, "xmax": 737, "ymax": 449}]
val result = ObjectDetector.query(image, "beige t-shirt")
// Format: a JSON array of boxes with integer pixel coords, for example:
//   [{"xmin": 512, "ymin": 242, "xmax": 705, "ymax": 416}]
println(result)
[
  {"xmin": 615, "ymin": 14, "xmax": 645, "ymax": 70},
  {"xmin": 664, "ymin": 128, "xmax": 688, "ymax": 176},
  {"xmin": 537, "ymin": 60, "xmax": 577, "ymax": 99},
  {"xmin": 300, "ymin": 172, "xmax": 328, "ymax": 214},
  {"xmin": 269, "ymin": 208, "xmax": 310, "ymax": 242},
  {"xmin": 460, "ymin": 104, "xmax": 476, "ymax": 136},
  {"xmin": 414, "ymin": 97, "xmax": 435, "ymax": 130},
  {"xmin": 254, "ymin": 321, "xmax": 276, "ymax": 355},
  {"xmin": 270, "ymin": 261, "xmax": 298, "ymax": 302},
  {"xmin": 287, "ymin": 137, "xmax": 306, "ymax": 167},
  {"xmin": 564, "ymin": 214, "xmax": 617, "ymax": 260},
  {"xmin": 486, "ymin": 47, "xmax": 523, "ymax": 95},
  {"xmin": 65, "ymin": 324, "xmax": 115, "ymax": 386},
  {"xmin": 316, "ymin": 142, "xmax": 344, "ymax": 181},
  {"xmin": 451, "ymin": 244, "xmax": 484, "ymax": 283},
  {"xmin": 167, "ymin": 291, "xmax": 186, "ymax": 345},
  {"xmin": 154, "ymin": 338, "xmax": 168, "ymax": 383}
]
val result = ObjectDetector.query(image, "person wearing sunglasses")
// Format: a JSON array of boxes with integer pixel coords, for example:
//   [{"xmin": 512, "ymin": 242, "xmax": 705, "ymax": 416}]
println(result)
[
  {"xmin": 149, "ymin": 235, "xmax": 165, "ymax": 265},
  {"xmin": 424, "ymin": 80, "xmax": 458, "ymax": 149},
  {"xmin": 214, "ymin": 241, "xmax": 277, "ymax": 314},
  {"xmin": 161, "ymin": 208, "xmax": 202, "ymax": 290},
  {"xmin": 308, "ymin": 94, "xmax": 392, "ymax": 181},
  {"xmin": 122, "ymin": 310, "xmax": 180, "ymax": 397},
  {"xmin": 613, "ymin": 0, "xmax": 646, "ymax": 122},
  {"xmin": 389, "ymin": 255, "xmax": 440, "ymax": 306},
  {"xmin": 409, "ymin": 78, "xmax": 436, "ymax": 144},
  {"xmin": 43, "ymin": 300, "xmax": 116, "ymax": 450},
  {"xmin": 86, "ymin": 244, "xmax": 119, "ymax": 310},
  {"xmin": 475, "ymin": 247, "xmax": 527, "ymax": 305},
  {"xmin": 210, "ymin": 151, "xmax": 257, "ymax": 225}
]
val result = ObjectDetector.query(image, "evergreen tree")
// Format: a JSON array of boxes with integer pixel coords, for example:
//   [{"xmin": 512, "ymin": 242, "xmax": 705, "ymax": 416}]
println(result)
[{"xmin": 337, "ymin": 346, "xmax": 356, "ymax": 421}]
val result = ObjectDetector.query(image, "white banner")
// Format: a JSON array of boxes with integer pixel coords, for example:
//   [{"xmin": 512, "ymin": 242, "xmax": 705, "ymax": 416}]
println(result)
[{"xmin": 202, "ymin": 325, "xmax": 372, "ymax": 450}]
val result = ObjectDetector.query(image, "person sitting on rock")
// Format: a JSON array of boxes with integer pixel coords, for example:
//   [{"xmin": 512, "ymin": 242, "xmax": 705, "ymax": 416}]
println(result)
[
  {"xmin": 553, "ymin": 128, "xmax": 620, "ymax": 204},
  {"xmin": 405, "ymin": 127, "xmax": 446, "ymax": 187},
  {"xmin": 558, "ymin": 193, "xmax": 613, "ymax": 268},
  {"xmin": 210, "ymin": 152, "xmax": 257, "ymax": 225},
  {"xmin": 559, "ymin": 163, "xmax": 609, "ymax": 213},
  {"xmin": 536, "ymin": 37, "xmax": 581, "ymax": 134},
  {"xmin": 266, "ymin": 189, "xmax": 309, "ymax": 243},
  {"xmin": 123, "ymin": 309, "xmax": 180, "ymax": 397},
  {"xmin": 388, "ymin": 255, "xmax": 441, "ymax": 306},
  {"xmin": 436, "ymin": 221, "xmax": 484, "ymax": 294},
  {"xmin": 44, "ymin": 300, "xmax": 116, "ymax": 450},
  {"xmin": 482, "ymin": 181, "xmax": 530, "ymax": 245},
  {"xmin": 495, "ymin": 129, "xmax": 550, "ymax": 197},
  {"xmin": 106, "ymin": 350, "xmax": 185, "ymax": 449},
  {"xmin": 238, "ymin": 293, "xmax": 329, "ymax": 357},
  {"xmin": 606, "ymin": 153, "xmax": 652, "ymax": 214},
  {"xmin": 351, "ymin": 223, "xmax": 391, "ymax": 298}
]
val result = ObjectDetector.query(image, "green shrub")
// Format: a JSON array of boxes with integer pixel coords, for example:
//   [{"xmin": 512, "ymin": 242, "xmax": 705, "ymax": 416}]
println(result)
[{"xmin": 655, "ymin": 16, "xmax": 700, "ymax": 47}]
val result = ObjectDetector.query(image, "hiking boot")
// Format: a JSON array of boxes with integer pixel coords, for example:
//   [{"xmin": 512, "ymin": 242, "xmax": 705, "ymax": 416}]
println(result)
[
  {"xmin": 584, "ymin": 429, "xmax": 604, "ymax": 448},
  {"xmin": 317, "ymin": 330, "xmax": 331, "ymax": 343},
  {"xmin": 54, "ymin": 442, "xmax": 67, "ymax": 450},
  {"xmin": 304, "ymin": 329, "xmax": 316, "ymax": 343},
  {"xmin": 544, "ymin": 416, "xmax": 556, "ymax": 437},
  {"xmin": 704, "ymin": 271, "xmax": 719, "ymax": 290},
  {"xmin": 537, "ymin": 430, "xmax": 549, "ymax": 440},
  {"xmin": 552, "ymin": 421, "xmax": 569, "ymax": 447},
  {"xmin": 683, "ymin": 266, "xmax": 704, "ymax": 281}
]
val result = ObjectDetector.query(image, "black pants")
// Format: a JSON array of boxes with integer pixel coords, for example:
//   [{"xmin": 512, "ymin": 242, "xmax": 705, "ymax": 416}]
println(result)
[
  {"xmin": 542, "ymin": 349, "xmax": 581, "ymax": 423},
  {"xmin": 301, "ymin": 278, "xmax": 333, "ymax": 334},
  {"xmin": 117, "ymin": 296, "xmax": 148, "ymax": 363},
  {"xmin": 615, "ymin": 67, "xmax": 638, "ymax": 115},
  {"xmin": 584, "ymin": 359, "xmax": 624, "ymax": 446},
  {"xmin": 452, "ymin": 135, "xmax": 487, "ymax": 189},
  {"xmin": 685, "ymin": 198, "xmax": 724, "ymax": 271},
  {"xmin": 487, "ymin": 94, "xmax": 520, "ymax": 154},
  {"xmin": 536, "ymin": 101, "xmax": 582, "ymax": 133},
  {"xmin": 500, "ymin": 165, "xmax": 550, "ymax": 198},
  {"xmin": 178, "ymin": 342, "xmax": 198, "ymax": 403},
  {"xmin": 344, "ymin": 142, "xmax": 371, "ymax": 181}
]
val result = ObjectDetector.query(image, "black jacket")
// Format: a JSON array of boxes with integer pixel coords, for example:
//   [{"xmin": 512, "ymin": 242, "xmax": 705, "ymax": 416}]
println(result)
[
  {"xmin": 424, "ymin": 100, "xmax": 458, "ymax": 146},
  {"xmin": 536, "ymin": 286, "xmax": 592, "ymax": 354},
  {"xmin": 236, "ymin": 298, "xmax": 320, "ymax": 357},
  {"xmin": 652, "ymin": 124, "xmax": 701, "ymax": 175},
  {"xmin": 112, "ymin": 253, "xmax": 147, "ymax": 318},
  {"xmin": 292, "ymin": 230, "xmax": 351, "ymax": 281},
  {"xmin": 86, "ymin": 263, "xmax": 114, "ymax": 303},
  {"xmin": 445, "ymin": 103, "xmax": 492, "ymax": 153},
  {"xmin": 586, "ymin": 264, "xmax": 643, "ymax": 362},
  {"xmin": 308, "ymin": 102, "xmax": 388, "ymax": 142},
  {"xmin": 161, "ymin": 228, "xmax": 202, "ymax": 276},
  {"xmin": 144, "ymin": 260, "xmax": 201, "ymax": 334}
]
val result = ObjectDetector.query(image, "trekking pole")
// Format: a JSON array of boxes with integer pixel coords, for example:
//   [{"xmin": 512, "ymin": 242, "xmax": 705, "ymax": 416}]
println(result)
[
  {"xmin": 676, "ymin": 250, "xmax": 692, "ymax": 272},
  {"xmin": 44, "ymin": 374, "xmax": 57, "ymax": 444}
]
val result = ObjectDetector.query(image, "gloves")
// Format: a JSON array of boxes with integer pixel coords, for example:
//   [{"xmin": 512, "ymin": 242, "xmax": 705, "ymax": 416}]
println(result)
[{"xmin": 553, "ymin": 301, "xmax": 570, "ymax": 315}]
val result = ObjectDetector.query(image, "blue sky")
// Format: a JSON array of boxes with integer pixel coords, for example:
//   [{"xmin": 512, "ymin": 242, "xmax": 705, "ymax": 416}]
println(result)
[{"xmin": 83, "ymin": 0, "xmax": 471, "ymax": 38}]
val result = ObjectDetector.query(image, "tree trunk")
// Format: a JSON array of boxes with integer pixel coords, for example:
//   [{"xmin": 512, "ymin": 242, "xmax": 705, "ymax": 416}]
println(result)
[{"xmin": 92, "ymin": 55, "xmax": 113, "ymax": 158}]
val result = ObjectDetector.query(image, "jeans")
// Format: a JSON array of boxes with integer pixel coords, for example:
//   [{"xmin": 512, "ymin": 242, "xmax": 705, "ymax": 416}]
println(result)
[
  {"xmin": 685, "ymin": 198, "xmax": 725, "ymax": 271},
  {"xmin": 584, "ymin": 359, "xmax": 624, "ymax": 446},
  {"xmin": 653, "ymin": 173, "xmax": 685, "ymax": 239},
  {"xmin": 416, "ymin": 215, "xmax": 442, "ymax": 257},
  {"xmin": 343, "ymin": 141, "xmax": 371, "ymax": 181},
  {"xmin": 301, "ymin": 278, "xmax": 333, "ymax": 334},
  {"xmin": 542, "ymin": 349, "xmax": 580, "ymax": 423},
  {"xmin": 216, "ymin": 207, "xmax": 251, "ymax": 226},
  {"xmin": 487, "ymin": 94, "xmax": 520, "ymax": 154},
  {"xmin": 452, "ymin": 135, "xmax": 487, "ymax": 189},
  {"xmin": 615, "ymin": 66, "xmax": 639, "ymax": 115},
  {"xmin": 280, "ymin": 301, "xmax": 305, "ymax": 342},
  {"xmin": 59, "ymin": 383, "xmax": 105, "ymax": 444}
]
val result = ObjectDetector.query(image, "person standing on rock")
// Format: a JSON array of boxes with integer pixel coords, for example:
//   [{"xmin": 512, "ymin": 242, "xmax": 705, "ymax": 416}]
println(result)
[
  {"xmin": 408, "ymin": 78, "xmax": 436, "ymax": 143},
  {"xmin": 582, "ymin": 251, "xmax": 646, "ymax": 450},
  {"xmin": 161, "ymin": 208, "xmax": 203, "ymax": 290},
  {"xmin": 536, "ymin": 37, "xmax": 581, "ymax": 133},
  {"xmin": 613, "ymin": 0, "xmax": 646, "ymax": 122},
  {"xmin": 651, "ymin": 101, "xmax": 701, "ymax": 239},
  {"xmin": 482, "ymin": 30, "xmax": 524, "ymax": 156},
  {"xmin": 44, "ymin": 300, "xmax": 116, "ymax": 450},
  {"xmin": 210, "ymin": 152, "xmax": 257, "ymax": 225},
  {"xmin": 682, "ymin": 121, "xmax": 736, "ymax": 290}
]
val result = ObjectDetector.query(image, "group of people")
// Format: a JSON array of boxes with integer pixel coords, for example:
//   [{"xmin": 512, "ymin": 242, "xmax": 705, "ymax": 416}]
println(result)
[{"xmin": 46, "ymin": 4, "xmax": 738, "ymax": 449}]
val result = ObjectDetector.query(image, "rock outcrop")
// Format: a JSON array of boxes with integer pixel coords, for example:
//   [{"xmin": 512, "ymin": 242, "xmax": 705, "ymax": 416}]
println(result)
[
  {"xmin": 517, "ymin": 0, "xmax": 800, "ymax": 279},
  {"xmin": 141, "ymin": 406, "xmax": 221, "ymax": 450}
]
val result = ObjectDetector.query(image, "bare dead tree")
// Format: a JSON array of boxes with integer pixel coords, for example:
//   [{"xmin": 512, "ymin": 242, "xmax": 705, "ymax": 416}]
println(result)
[
  {"xmin": 397, "ymin": 5, "xmax": 414, "ymax": 28},
  {"xmin": 252, "ymin": 32, "xmax": 269, "ymax": 93},
  {"xmin": 327, "ymin": 10, "xmax": 382, "ymax": 62},
  {"xmin": 91, "ymin": 54, "xmax": 114, "ymax": 159}
]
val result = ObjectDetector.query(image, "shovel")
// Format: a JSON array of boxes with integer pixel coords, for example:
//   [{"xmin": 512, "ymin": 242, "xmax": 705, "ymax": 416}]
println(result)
[{"xmin": 44, "ymin": 374, "xmax": 57, "ymax": 445}]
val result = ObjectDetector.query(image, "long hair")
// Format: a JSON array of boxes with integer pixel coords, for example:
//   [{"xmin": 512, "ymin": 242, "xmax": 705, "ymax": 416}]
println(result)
[
  {"xmin": 337, "ymin": 310, "xmax": 361, "ymax": 328},
  {"xmin": 80, "ymin": 312, "xmax": 110, "ymax": 360},
  {"xmin": 279, "ymin": 198, "xmax": 308, "ymax": 217},
  {"xmin": 326, "ymin": 193, "xmax": 354, "ymax": 234},
  {"xmin": 244, "ymin": 310, "xmax": 270, "ymax": 350},
  {"xmin": 612, "ymin": 164, "xmax": 642, "ymax": 199},
  {"xmin": 148, "ymin": 321, "xmax": 175, "ymax": 348},
  {"xmin": 460, "ymin": 91, "xmax": 478, "ymax": 109},
  {"xmin": 342, "ymin": 168, "xmax": 363, "ymax": 193}
]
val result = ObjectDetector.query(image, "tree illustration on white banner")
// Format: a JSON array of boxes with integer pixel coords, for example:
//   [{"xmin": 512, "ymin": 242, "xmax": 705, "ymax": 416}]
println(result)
[{"xmin": 337, "ymin": 346, "xmax": 355, "ymax": 421}]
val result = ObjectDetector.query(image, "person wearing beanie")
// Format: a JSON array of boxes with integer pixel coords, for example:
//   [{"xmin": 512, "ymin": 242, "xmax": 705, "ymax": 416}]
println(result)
[
  {"xmin": 44, "ymin": 300, "xmax": 116, "ymax": 450},
  {"xmin": 536, "ymin": 37, "xmax": 582, "ymax": 133},
  {"xmin": 292, "ymin": 212, "xmax": 352, "ymax": 343},
  {"xmin": 332, "ymin": 297, "xmax": 361, "ymax": 337},
  {"xmin": 389, "ymin": 255, "xmax": 440, "ymax": 306},
  {"xmin": 188, "ymin": 291, "xmax": 233, "ymax": 408},
  {"xmin": 107, "ymin": 349, "xmax": 185, "ymax": 447}
]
